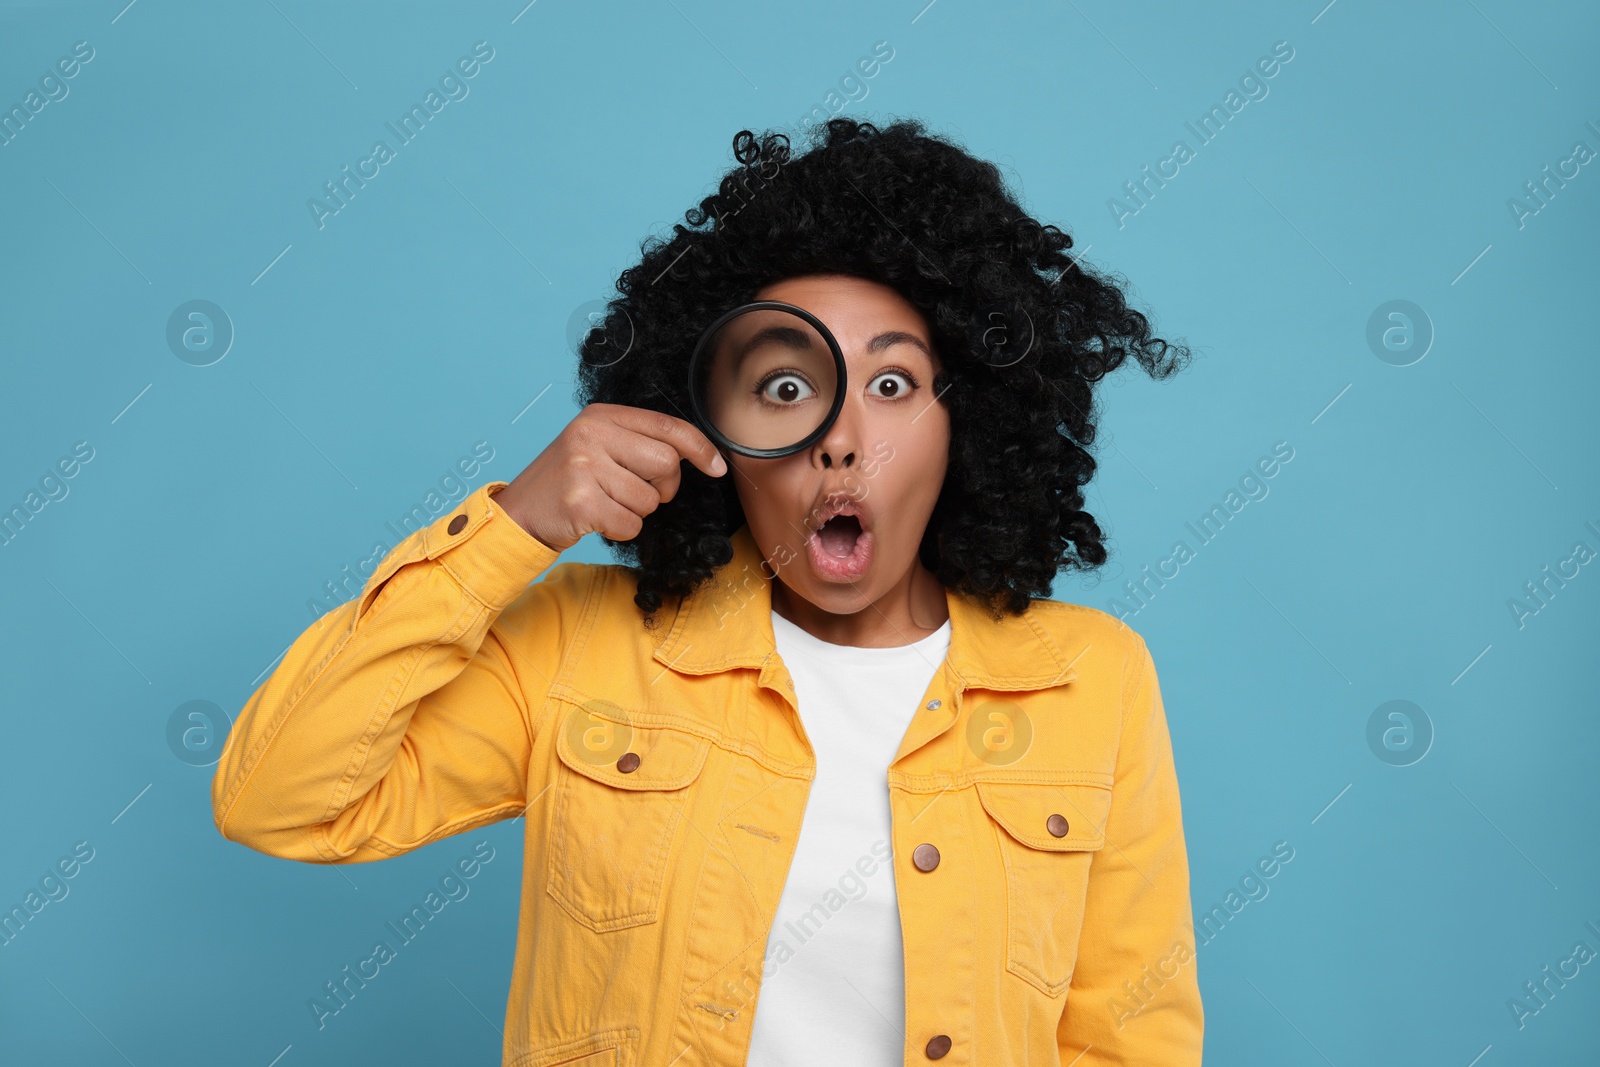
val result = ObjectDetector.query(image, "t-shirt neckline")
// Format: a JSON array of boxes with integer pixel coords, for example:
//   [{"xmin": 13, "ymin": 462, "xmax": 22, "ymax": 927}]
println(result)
[{"xmin": 770, "ymin": 608, "xmax": 952, "ymax": 665}]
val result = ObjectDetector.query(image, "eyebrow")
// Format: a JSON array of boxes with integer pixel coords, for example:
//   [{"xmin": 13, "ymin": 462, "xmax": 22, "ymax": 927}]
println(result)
[
  {"xmin": 867, "ymin": 330, "xmax": 934, "ymax": 362},
  {"xmin": 726, "ymin": 325, "xmax": 815, "ymax": 375},
  {"xmin": 731, "ymin": 326, "xmax": 933, "ymax": 369},
  {"xmin": 736, "ymin": 325, "xmax": 813, "ymax": 357}
]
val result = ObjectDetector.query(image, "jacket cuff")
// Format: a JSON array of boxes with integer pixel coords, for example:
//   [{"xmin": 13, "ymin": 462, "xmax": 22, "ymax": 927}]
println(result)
[{"xmin": 420, "ymin": 480, "xmax": 564, "ymax": 609}]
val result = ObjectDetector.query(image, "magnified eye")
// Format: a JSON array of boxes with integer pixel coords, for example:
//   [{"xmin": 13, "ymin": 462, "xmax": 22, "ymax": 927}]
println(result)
[
  {"xmin": 868, "ymin": 370, "xmax": 915, "ymax": 399},
  {"xmin": 757, "ymin": 372, "xmax": 817, "ymax": 406}
]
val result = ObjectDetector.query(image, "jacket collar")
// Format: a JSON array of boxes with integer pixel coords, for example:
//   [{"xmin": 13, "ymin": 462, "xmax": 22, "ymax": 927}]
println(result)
[{"xmin": 651, "ymin": 523, "xmax": 1079, "ymax": 693}]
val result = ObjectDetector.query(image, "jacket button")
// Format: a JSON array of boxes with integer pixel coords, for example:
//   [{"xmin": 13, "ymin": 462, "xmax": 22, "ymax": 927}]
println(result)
[
  {"xmin": 447, "ymin": 514, "xmax": 468, "ymax": 535},
  {"xmin": 926, "ymin": 699, "xmax": 941, "ymax": 710},
  {"xmin": 616, "ymin": 752, "xmax": 640, "ymax": 773},
  {"xmin": 1046, "ymin": 813, "xmax": 1069, "ymax": 837},
  {"xmin": 912, "ymin": 843, "xmax": 940, "ymax": 872},
  {"xmin": 925, "ymin": 1034, "xmax": 952, "ymax": 1059}
]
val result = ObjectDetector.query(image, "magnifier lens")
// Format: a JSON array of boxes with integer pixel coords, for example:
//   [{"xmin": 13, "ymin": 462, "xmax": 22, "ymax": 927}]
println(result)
[{"xmin": 694, "ymin": 306, "xmax": 839, "ymax": 454}]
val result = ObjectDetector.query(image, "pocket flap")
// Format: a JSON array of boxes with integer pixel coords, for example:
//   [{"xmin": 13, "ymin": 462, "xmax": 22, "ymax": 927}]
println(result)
[
  {"xmin": 555, "ymin": 713, "xmax": 711, "ymax": 791},
  {"xmin": 976, "ymin": 779, "xmax": 1113, "ymax": 851}
]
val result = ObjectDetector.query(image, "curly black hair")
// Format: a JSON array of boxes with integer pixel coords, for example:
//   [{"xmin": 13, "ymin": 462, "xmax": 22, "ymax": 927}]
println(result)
[{"xmin": 573, "ymin": 115, "xmax": 1189, "ymax": 625}]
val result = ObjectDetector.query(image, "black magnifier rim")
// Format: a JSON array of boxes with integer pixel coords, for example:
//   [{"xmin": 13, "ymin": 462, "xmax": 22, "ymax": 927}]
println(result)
[{"xmin": 687, "ymin": 300, "xmax": 848, "ymax": 460}]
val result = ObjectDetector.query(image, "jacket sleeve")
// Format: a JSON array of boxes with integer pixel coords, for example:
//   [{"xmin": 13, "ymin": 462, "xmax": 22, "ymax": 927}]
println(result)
[
  {"xmin": 211, "ymin": 480, "xmax": 581, "ymax": 864},
  {"xmin": 1057, "ymin": 632, "xmax": 1204, "ymax": 1063}
]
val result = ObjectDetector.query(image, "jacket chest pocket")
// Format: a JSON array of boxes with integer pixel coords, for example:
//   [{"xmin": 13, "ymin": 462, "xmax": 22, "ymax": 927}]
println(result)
[
  {"xmin": 545, "ymin": 704, "xmax": 712, "ymax": 933},
  {"xmin": 976, "ymin": 778, "xmax": 1114, "ymax": 997}
]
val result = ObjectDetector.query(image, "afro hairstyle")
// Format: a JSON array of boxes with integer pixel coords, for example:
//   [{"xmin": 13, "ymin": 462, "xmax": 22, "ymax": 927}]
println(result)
[{"xmin": 573, "ymin": 115, "xmax": 1189, "ymax": 625}]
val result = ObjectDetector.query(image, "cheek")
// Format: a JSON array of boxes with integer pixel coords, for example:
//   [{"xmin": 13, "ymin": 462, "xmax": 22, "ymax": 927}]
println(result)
[
  {"xmin": 727, "ymin": 459, "xmax": 765, "ymax": 513},
  {"xmin": 889, "ymin": 415, "xmax": 949, "ymax": 488},
  {"xmin": 728, "ymin": 457, "xmax": 806, "ymax": 531},
  {"xmin": 870, "ymin": 442, "xmax": 946, "ymax": 520}
]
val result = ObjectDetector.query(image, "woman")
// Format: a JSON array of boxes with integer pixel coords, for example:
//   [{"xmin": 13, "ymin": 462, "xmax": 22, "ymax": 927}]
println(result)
[{"xmin": 212, "ymin": 117, "xmax": 1203, "ymax": 1065}]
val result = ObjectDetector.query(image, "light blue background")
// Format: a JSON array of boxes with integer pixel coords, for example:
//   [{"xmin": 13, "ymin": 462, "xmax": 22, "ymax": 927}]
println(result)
[{"xmin": 2, "ymin": 0, "xmax": 1596, "ymax": 1063}]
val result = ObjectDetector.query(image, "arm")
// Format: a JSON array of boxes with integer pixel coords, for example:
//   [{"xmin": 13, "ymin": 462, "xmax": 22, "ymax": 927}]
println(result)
[
  {"xmin": 1057, "ymin": 632, "xmax": 1205, "ymax": 1063},
  {"xmin": 211, "ymin": 480, "xmax": 579, "ymax": 864}
]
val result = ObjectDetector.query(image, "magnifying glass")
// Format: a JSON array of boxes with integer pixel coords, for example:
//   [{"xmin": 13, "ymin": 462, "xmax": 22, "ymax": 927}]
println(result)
[{"xmin": 687, "ymin": 301, "xmax": 847, "ymax": 460}]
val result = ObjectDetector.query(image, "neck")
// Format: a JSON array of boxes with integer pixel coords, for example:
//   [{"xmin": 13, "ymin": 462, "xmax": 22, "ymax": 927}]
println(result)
[{"xmin": 770, "ymin": 560, "xmax": 950, "ymax": 648}]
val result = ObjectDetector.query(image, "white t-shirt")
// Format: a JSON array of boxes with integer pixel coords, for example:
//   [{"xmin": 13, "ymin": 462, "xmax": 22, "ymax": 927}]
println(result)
[{"xmin": 746, "ymin": 608, "xmax": 953, "ymax": 1065}]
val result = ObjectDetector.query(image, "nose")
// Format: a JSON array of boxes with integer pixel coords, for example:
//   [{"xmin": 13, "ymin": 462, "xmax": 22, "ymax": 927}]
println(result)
[{"xmin": 810, "ymin": 388, "xmax": 863, "ymax": 470}]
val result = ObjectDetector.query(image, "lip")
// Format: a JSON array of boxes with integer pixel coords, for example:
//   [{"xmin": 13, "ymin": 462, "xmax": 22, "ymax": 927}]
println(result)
[
  {"xmin": 806, "ymin": 492, "xmax": 873, "ymax": 534},
  {"xmin": 803, "ymin": 491, "xmax": 874, "ymax": 582}
]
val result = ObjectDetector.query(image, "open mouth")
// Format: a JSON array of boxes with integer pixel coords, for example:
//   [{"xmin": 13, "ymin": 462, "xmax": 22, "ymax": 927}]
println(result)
[
  {"xmin": 805, "ymin": 504, "xmax": 873, "ymax": 581},
  {"xmin": 816, "ymin": 513, "xmax": 863, "ymax": 558}
]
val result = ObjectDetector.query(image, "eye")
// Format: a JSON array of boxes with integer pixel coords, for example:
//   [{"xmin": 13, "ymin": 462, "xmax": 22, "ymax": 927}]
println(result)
[
  {"xmin": 867, "ymin": 369, "xmax": 917, "ymax": 399},
  {"xmin": 756, "ymin": 371, "xmax": 817, "ymax": 406}
]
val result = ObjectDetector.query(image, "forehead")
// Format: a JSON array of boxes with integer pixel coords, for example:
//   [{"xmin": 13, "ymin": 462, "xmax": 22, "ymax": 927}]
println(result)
[{"xmin": 753, "ymin": 274, "xmax": 933, "ymax": 360}]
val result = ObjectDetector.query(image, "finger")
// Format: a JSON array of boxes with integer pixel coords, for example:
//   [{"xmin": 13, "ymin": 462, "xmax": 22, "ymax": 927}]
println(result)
[
  {"xmin": 593, "ymin": 456, "xmax": 670, "ymax": 522},
  {"xmin": 600, "ymin": 421, "xmax": 698, "ymax": 497},
  {"xmin": 592, "ymin": 498, "xmax": 645, "ymax": 543},
  {"xmin": 582, "ymin": 473, "xmax": 648, "ymax": 542},
  {"xmin": 609, "ymin": 406, "xmax": 726, "ymax": 478},
  {"xmin": 645, "ymin": 462, "xmax": 683, "ymax": 503}
]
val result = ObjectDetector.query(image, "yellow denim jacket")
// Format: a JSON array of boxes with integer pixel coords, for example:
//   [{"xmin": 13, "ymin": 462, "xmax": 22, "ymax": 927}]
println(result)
[{"xmin": 212, "ymin": 479, "xmax": 1203, "ymax": 1066}]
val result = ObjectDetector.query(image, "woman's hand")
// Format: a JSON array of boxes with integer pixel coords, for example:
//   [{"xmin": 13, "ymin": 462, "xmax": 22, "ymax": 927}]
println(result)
[{"xmin": 492, "ymin": 403, "xmax": 727, "ymax": 552}]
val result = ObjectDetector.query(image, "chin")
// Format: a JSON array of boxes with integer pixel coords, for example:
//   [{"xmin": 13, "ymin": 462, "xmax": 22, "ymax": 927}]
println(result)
[{"xmin": 790, "ymin": 577, "xmax": 877, "ymax": 616}]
